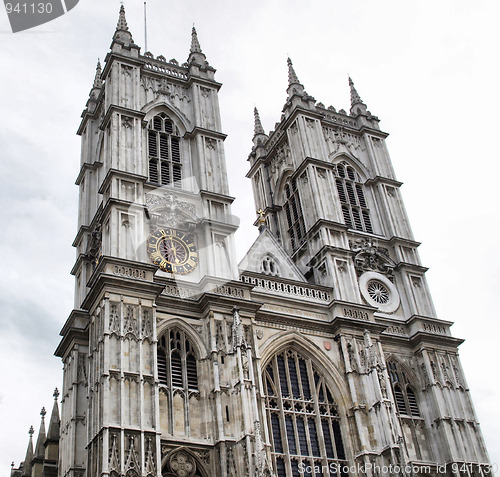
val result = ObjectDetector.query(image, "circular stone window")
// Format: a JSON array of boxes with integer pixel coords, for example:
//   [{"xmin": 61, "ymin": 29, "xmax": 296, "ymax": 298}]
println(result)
[{"xmin": 359, "ymin": 271, "xmax": 400, "ymax": 313}]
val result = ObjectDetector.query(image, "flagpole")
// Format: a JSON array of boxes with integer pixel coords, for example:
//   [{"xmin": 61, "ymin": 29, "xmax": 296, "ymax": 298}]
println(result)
[{"xmin": 144, "ymin": 1, "xmax": 148, "ymax": 52}]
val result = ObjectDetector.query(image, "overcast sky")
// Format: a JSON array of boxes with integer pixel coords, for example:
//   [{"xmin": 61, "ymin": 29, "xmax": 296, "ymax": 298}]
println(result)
[{"xmin": 1, "ymin": 0, "xmax": 498, "ymax": 473}]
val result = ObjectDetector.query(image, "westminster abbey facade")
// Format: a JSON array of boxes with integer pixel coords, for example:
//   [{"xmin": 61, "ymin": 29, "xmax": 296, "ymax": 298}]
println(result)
[{"xmin": 11, "ymin": 7, "xmax": 491, "ymax": 477}]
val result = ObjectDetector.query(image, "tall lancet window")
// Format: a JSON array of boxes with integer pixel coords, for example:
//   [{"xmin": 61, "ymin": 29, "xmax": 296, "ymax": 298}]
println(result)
[
  {"xmin": 147, "ymin": 113, "xmax": 182, "ymax": 187},
  {"xmin": 334, "ymin": 162, "xmax": 373, "ymax": 233},
  {"xmin": 264, "ymin": 349, "xmax": 348, "ymax": 477},
  {"xmin": 387, "ymin": 361, "xmax": 420, "ymax": 417},
  {"xmin": 157, "ymin": 329, "xmax": 200, "ymax": 437},
  {"xmin": 283, "ymin": 178, "xmax": 306, "ymax": 251}
]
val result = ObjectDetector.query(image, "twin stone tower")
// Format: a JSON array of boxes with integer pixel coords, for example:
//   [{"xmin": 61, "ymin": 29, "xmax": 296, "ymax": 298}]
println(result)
[{"xmin": 12, "ymin": 7, "xmax": 491, "ymax": 477}]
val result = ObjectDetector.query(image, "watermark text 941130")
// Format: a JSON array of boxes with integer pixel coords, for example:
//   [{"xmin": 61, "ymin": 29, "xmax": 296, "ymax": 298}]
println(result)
[{"xmin": 3, "ymin": 0, "xmax": 79, "ymax": 33}]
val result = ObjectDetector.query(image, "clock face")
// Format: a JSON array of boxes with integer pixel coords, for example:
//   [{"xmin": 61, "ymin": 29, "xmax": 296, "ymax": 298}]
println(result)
[{"xmin": 147, "ymin": 228, "xmax": 198, "ymax": 275}]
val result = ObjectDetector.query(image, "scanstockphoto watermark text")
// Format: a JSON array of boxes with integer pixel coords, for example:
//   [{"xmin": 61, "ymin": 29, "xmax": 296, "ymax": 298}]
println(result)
[
  {"xmin": 298, "ymin": 462, "xmax": 497, "ymax": 475},
  {"xmin": 3, "ymin": 0, "xmax": 79, "ymax": 33}
]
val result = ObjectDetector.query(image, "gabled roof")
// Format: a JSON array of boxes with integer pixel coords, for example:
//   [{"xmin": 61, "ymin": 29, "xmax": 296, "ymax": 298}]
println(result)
[{"xmin": 238, "ymin": 228, "xmax": 306, "ymax": 282}]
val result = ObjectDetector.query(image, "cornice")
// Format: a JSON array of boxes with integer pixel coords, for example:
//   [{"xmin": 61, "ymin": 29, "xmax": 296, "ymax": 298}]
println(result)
[
  {"xmin": 98, "ymin": 168, "xmax": 147, "ymax": 195},
  {"xmin": 75, "ymin": 161, "xmax": 103, "ymax": 186},
  {"xmin": 100, "ymin": 105, "xmax": 146, "ymax": 131},
  {"xmin": 183, "ymin": 126, "xmax": 227, "ymax": 141},
  {"xmin": 365, "ymin": 176, "xmax": 403, "ymax": 188}
]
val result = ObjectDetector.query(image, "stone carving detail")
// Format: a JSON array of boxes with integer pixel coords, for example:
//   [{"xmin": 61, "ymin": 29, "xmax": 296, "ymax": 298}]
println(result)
[
  {"xmin": 430, "ymin": 360, "xmax": 437, "ymax": 380},
  {"xmin": 144, "ymin": 437, "xmax": 156, "ymax": 477},
  {"xmin": 323, "ymin": 126, "xmax": 363, "ymax": 153},
  {"xmin": 441, "ymin": 360, "xmax": 451, "ymax": 383},
  {"xmin": 452, "ymin": 359, "xmax": 463, "ymax": 387},
  {"xmin": 109, "ymin": 303, "xmax": 120, "ymax": 335},
  {"xmin": 347, "ymin": 342, "xmax": 358, "ymax": 372},
  {"xmin": 270, "ymin": 141, "xmax": 292, "ymax": 175},
  {"xmin": 122, "ymin": 116, "xmax": 133, "ymax": 129},
  {"xmin": 124, "ymin": 435, "xmax": 140, "ymax": 477},
  {"xmin": 108, "ymin": 432, "xmax": 120, "ymax": 474},
  {"xmin": 377, "ymin": 367, "xmax": 388, "ymax": 398},
  {"xmin": 146, "ymin": 194, "xmax": 197, "ymax": 230},
  {"xmin": 232, "ymin": 308, "xmax": 244, "ymax": 350},
  {"xmin": 421, "ymin": 363, "xmax": 430, "ymax": 387},
  {"xmin": 77, "ymin": 354, "xmax": 87, "ymax": 384},
  {"xmin": 350, "ymin": 238, "xmax": 396, "ymax": 278},
  {"xmin": 87, "ymin": 223, "xmax": 102, "ymax": 266},
  {"xmin": 226, "ymin": 446, "xmax": 236, "ymax": 477},
  {"xmin": 123, "ymin": 305, "xmax": 139, "ymax": 338},
  {"xmin": 142, "ymin": 308, "xmax": 153, "ymax": 339},
  {"xmin": 168, "ymin": 451, "xmax": 196, "ymax": 477},
  {"xmin": 205, "ymin": 137, "xmax": 217, "ymax": 150}
]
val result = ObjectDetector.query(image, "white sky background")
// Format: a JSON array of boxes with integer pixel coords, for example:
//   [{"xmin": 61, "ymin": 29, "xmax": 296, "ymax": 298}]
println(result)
[{"xmin": 0, "ymin": 0, "xmax": 498, "ymax": 472}]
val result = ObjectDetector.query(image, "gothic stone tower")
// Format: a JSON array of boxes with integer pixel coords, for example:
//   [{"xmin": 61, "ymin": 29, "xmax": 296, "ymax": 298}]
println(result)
[
  {"xmin": 242, "ymin": 59, "xmax": 491, "ymax": 476},
  {"xmin": 55, "ymin": 8, "xmax": 253, "ymax": 477},
  {"xmin": 52, "ymin": 7, "xmax": 491, "ymax": 477}
]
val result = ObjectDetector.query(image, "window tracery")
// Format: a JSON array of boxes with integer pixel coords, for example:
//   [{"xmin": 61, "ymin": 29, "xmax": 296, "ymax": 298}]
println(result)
[
  {"xmin": 283, "ymin": 179, "xmax": 306, "ymax": 251},
  {"xmin": 261, "ymin": 255, "xmax": 280, "ymax": 276},
  {"xmin": 147, "ymin": 113, "xmax": 182, "ymax": 187},
  {"xmin": 334, "ymin": 162, "xmax": 373, "ymax": 233},
  {"xmin": 387, "ymin": 360, "xmax": 420, "ymax": 417},
  {"xmin": 157, "ymin": 329, "xmax": 200, "ymax": 437},
  {"xmin": 264, "ymin": 349, "xmax": 348, "ymax": 476}
]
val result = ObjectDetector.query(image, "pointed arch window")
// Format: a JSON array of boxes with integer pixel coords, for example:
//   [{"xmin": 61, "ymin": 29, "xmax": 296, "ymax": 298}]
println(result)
[
  {"xmin": 264, "ymin": 349, "xmax": 348, "ymax": 476},
  {"xmin": 387, "ymin": 361, "xmax": 420, "ymax": 417},
  {"xmin": 334, "ymin": 162, "xmax": 373, "ymax": 233},
  {"xmin": 283, "ymin": 178, "xmax": 306, "ymax": 251},
  {"xmin": 157, "ymin": 329, "xmax": 198, "ymax": 391},
  {"xmin": 147, "ymin": 113, "xmax": 182, "ymax": 188},
  {"xmin": 261, "ymin": 255, "xmax": 280, "ymax": 276}
]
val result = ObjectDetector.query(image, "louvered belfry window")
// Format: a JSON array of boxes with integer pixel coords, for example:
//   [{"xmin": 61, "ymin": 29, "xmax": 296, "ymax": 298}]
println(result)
[
  {"xmin": 148, "ymin": 113, "xmax": 182, "ymax": 187},
  {"xmin": 157, "ymin": 329, "xmax": 198, "ymax": 391},
  {"xmin": 387, "ymin": 361, "xmax": 420, "ymax": 417},
  {"xmin": 283, "ymin": 179, "xmax": 306, "ymax": 251},
  {"xmin": 334, "ymin": 162, "xmax": 373, "ymax": 233},
  {"xmin": 264, "ymin": 349, "xmax": 348, "ymax": 476}
]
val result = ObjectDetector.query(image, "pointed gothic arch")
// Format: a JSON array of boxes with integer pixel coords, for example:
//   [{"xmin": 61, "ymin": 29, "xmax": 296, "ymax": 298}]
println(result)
[
  {"xmin": 385, "ymin": 357, "xmax": 421, "ymax": 418},
  {"xmin": 161, "ymin": 446, "xmax": 209, "ymax": 477},
  {"xmin": 156, "ymin": 323, "xmax": 207, "ymax": 439},
  {"xmin": 260, "ymin": 332, "xmax": 351, "ymax": 477},
  {"xmin": 332, "ymin": 157, "xmax": 374, "ymax": 233}
]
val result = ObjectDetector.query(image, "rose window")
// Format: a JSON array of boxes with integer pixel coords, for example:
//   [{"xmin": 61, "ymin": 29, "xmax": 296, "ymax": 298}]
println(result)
[{"xmin": 367, "ymin": 280, "xmax": 390, "ymax": 304}]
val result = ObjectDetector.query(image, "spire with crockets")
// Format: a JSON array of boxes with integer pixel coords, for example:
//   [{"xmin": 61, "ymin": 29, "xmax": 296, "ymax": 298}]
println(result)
[
  {"xmin": 349, "ymin": 76, "xmax": 368, "ymax": 115},
  {"xmin": 253, "ymin": 107, "xmax": 268, "ymax": 147},
  {"xmin": 116, "ymin": 4, "xmax": 128, "ymax": 32},
  {"xmin": 188, "ymin": 25, "xmax": 207, "ymax": 67}
]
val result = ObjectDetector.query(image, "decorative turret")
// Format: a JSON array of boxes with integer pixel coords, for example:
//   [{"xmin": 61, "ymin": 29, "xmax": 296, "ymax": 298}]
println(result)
[
  {"xmin": 349, "ymin": 76, "xmax": 368, "ymax": 116},
  {"xmin": 46, "ymin": 389, "xmax": 60, "ymax": 441},
  {"xmin": 21, "ymin": 427, "xmax": 34, "ymax": 477},
  {"xmin": 31, "ymin": 408, "xmax": 46, "ymax": 477},
  {"xmin": 87, "ymin": 60, "xmax": 103, "ymax": 112},
  {"xmin": 110, "ymin": 5, "xmax": 139, "ymax": 56},
  {"xmin": 42, "ymin": 390, "xmax": 60, "ymax": 477},
  {"xmin": 186, "ymin": 26, "xmax": 215, "ymax": 80},
  {"xmin": 283, "ymin": 58, "xmax": 315, "ymax": 113},
  {"xmin": 252, "ymin": 107, "xmax": 268, "ymax": 147},
  {"xmin": 187, "ymin": 26, "xmax": 206, "ymax": 65},
  {"xmin": 286, "ymin": 57, "xmax": 304, "ymax": 97}
]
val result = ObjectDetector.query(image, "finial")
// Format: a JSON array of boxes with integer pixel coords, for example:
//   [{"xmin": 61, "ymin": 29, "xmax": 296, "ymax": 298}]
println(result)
[
  {"xmin": 29, "ymin": 426, "xmax": 34, "ymax": 436},
  {"xmin": 40, "ymin": 407, "xmax": 46, "ymax": 419},
  {"xmin": 190, "ymin": 26, "xmax": 202, "ymax": 54},
  {"xmin": 349, "ymin": 76, "xmax": 364, "ymax": 106},
  {"xmin": 253, "ymin": 107, "xmax": 265, "ymax": 136},
  {"xmin": 11, "ymin": 463, "xmax": 14, "ymax": 469},
  {"xmin": 256, "ymin": 209, "xmax": 267, "ymax": 231},
  {"xmin": 287, "ymin": 57, "xmax": 300, "ymax": 86},
  {"xmin": 116, "ymin": 4, "xmax": 129, "ymax": 32},
  {"xmin": 53, "ymin": 388, "xmax": 59, "ymax": 400}
]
